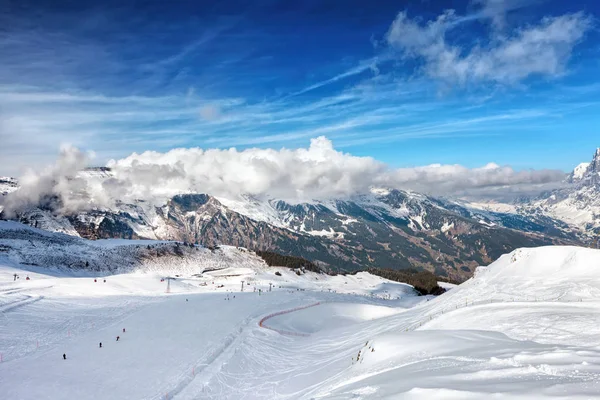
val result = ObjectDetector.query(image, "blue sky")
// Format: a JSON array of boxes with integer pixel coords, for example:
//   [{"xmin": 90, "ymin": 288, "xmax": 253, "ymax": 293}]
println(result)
[{"xmin": 0, "ymin": 0, "xmax": 599, "ymax": 176}]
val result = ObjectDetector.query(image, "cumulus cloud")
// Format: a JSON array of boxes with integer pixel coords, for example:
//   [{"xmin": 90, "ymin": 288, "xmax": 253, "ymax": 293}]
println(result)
[
  {"xmin": 386, "ymin": 6, "xmax": 592, "ymax": 86},
  {"xmin": 0, "ymin": 137, "xmax": 567, "ymax": 215},
  {"xmin": 101, "ymin": 136, "xmax": 384, "ymax": 203},
  {"xmin": 0, "ymin": 145, "xmax": 94, "ymax": 217}
]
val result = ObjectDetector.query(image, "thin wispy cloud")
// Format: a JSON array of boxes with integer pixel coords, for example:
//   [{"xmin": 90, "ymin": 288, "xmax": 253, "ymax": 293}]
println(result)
[
  {"xmin": 0, "ymin": 0, "xmax": 598, "ymax": 179},
  {"xmin": 288, "ymin": 55, "xmax": 388, "ymax": 97}
]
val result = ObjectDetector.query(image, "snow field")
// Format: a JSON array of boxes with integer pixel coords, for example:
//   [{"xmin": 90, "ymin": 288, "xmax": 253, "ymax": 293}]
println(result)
[
  {"xmin": 3, "ymin": 238, "xmax": 600, "ymax": 399},
  {"xmin": 0, "ymin": 283, "xmax": 355, "ymax": 400},
  {"xmin": 0, "ymin": 234, "xmax": 418, "ymax": 400}
]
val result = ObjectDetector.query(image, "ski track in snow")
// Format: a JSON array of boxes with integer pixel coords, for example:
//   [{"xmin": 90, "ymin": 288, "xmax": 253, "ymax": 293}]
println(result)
[{"xmin": 0, "ymin": 294, "xmax": 44, "ymax": 313}]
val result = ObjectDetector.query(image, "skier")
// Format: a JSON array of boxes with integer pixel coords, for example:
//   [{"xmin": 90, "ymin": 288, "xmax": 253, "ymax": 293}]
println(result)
[
  {"xmin": 122, "ymin": 328, "xmax": 125, "ymax": 333},
  {"xmin": 63, "ymin": 353, "xmax": 66, "ymax": 360},
  {"xmin": 99, "ymin": 342, "xmax": 102, "ymax": 348},
  {"xmin": 116, "ymin": 336, "xmax": 120, "ymax": 341}
]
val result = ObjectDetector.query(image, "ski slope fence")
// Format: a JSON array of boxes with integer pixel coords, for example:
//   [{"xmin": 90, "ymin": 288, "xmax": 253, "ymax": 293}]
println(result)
[{"xmin": 258, "ymin": 302, "xmax": 322, "ymax": 337}]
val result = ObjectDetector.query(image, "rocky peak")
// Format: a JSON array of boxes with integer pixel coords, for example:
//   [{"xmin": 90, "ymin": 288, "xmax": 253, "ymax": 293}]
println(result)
[
  {"xmin": 591, "ymin": 148, "xmax": 600, "ymax": 174},
  {"xmin": 170, "ymin": 193, "xmax": 214, "ymax": 212},
  {"xmin": 568, "ymin": 148, "xmax": 600, "ymax": 185},
  {"xmin": 569, "ymin": 162, "xmax": 590, "ymax": 182}
]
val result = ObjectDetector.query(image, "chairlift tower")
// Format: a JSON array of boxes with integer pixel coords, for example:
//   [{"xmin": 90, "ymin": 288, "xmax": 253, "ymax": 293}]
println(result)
[{"xmin": 165, "ymin": 277, "xmax": 176, "ymax": 293}]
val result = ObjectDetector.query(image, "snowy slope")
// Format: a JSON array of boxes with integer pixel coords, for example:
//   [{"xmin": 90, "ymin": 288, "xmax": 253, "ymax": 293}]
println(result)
[
  {"xmin": 571, "ymin": 162, "xmax": 591, "ymax": 181},
  {"xmin": 0, "ymin": 220, "xmax": 268, "ymax": 276},
  {"xmin": 3, "ymin": 230, "xmax": 600, "ymax": 399},
  {"xmin": 295, "ymin": 246, "xmax": 600, "ymax": 399},
  {"xmin": 197, "ymin": 245, "xmax": 600, "ymax": 400}
]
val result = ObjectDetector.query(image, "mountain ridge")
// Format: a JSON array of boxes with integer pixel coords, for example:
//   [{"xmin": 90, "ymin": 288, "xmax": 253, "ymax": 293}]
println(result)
[
  {"xmin": 4, "ymin": 150, "xmax": 600, "ymax": 280},
  {"xmin": 1, "ymin": 187, "xmax": 577, "ymax": 281}
]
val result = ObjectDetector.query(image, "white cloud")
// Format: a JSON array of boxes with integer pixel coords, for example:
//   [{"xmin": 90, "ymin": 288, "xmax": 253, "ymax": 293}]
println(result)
[
  {"xmin": 472, "ymin": 0, "xmax": 538, "ymax": 30},
  {"xmin": 0, "ymin": 137, "xmax": 566, "ymax": 215},
  {"xmin": 0, "ymin": 145, "xmax": 94, "ymax": 217},
  {"xmin": 386, "ymin": 8, "xmax": 592, "ymax": 86},
  {"xmin": 389, "ymin": 162, "xmax": 564, "ymax": 196}
]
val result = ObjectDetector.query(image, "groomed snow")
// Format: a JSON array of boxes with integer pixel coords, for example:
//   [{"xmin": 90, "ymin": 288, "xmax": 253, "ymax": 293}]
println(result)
[
  {"xmin": 262, "ymin": 303, "xmax": 404, "ymax": 335},
  {"xmin": 2, "ymin": 226, "xmax": 600, "ymax": 399}
]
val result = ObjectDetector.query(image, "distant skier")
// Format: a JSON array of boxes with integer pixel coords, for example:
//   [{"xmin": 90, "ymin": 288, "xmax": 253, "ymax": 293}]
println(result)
[
  {"xmin": 116, "ymin": 336, "xmax": 120, "ymax": 341},
  {"xmin": 99, "ymin": 342, "xmax": 102, "ymax": 348},
  {"xmin": 122, "ymin": 328, "xmax": 126, "ymax": 333},
  {"xmin": 63, "ymin": 353, "xmax": 66, "ymax": 360}
]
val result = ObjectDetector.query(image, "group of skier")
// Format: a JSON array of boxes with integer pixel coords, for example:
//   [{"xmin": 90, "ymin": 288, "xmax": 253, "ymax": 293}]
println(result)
[{"xmin": 63, "ymin": 328, "xmax": 126, "ymax": 360}]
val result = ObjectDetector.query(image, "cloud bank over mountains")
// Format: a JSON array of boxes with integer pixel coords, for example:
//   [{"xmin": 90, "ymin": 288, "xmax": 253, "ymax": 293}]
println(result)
[{"xmin": 1, "ymin": 137, "xmax": 566, "ymax": 216}]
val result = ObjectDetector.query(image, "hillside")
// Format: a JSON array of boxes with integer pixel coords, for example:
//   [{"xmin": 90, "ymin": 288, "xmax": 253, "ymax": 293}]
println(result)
[
  {"xmin": 0, "ymin": 220, "xmax": 416, "ymax": 297},
  {"xmin": 0, "ymin": 220, "xmax": 265, "ymax": 276},
  {"xmin": 2, "ymin": 224, "xmax": 600, "ymax": 398}
]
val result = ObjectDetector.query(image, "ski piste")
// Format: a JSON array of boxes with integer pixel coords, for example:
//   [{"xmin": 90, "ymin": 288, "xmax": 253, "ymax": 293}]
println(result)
[{"xmin": 3, "ymin": 220, "xmax": 600, "ymax": 399}]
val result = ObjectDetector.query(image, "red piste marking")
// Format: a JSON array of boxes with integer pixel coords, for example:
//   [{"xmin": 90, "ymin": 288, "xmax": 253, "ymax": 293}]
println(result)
[{"xmin": 258, "ymin": 302, "xmax": 321, "ymax": 337}]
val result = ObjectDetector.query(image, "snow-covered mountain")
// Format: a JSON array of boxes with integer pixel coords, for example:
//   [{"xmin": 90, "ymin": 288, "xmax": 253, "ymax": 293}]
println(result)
[
  {"xmin": 1, "ymin": 166, "xmax": 580, "ymax": 281},
  {"xmin": 468, "ymin": 148, "xmax": 600, "ymax": 236},
  {"xmin": 524, "ymin": 148, "xmax": 600, "ymax": 233},
  {"xmin": 0, "ymin": 176, "xmax": 18, "ymax": 196}
]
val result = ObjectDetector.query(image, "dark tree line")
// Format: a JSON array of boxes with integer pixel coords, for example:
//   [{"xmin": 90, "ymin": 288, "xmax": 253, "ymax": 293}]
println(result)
[
  {"xmin": 255, "ymin": 248, "xmax": 453, "ymax": 296},
  {"xmin": 255, "ymin": 250, "xmax": 322, "ymax": 273},
  {"xmin": 366, "ymin": 268, "xmax": 446, "ymax": 295}
]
